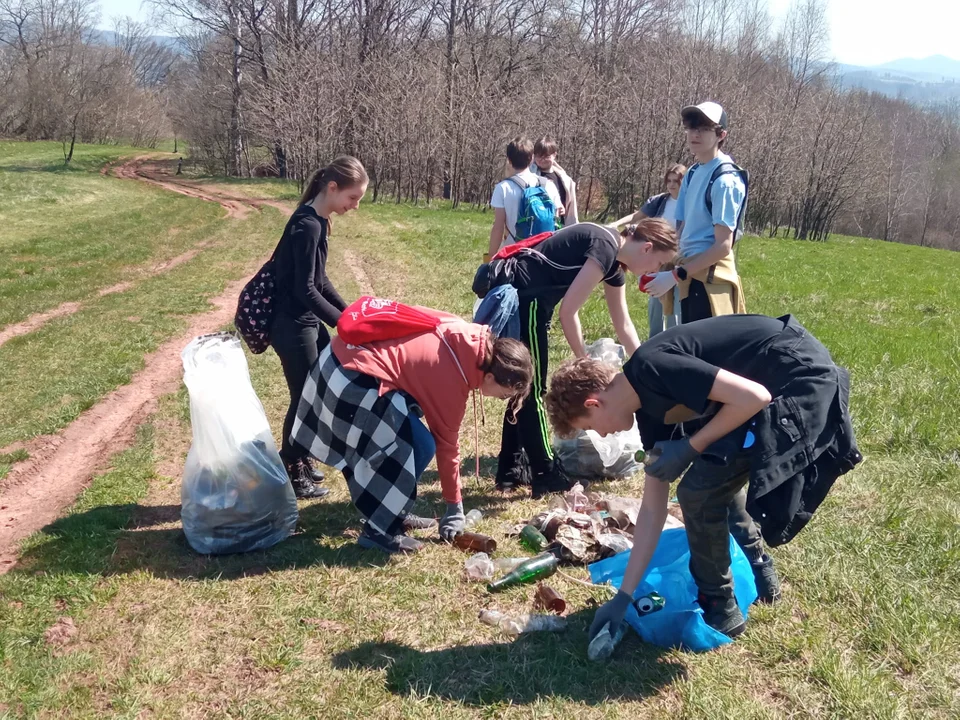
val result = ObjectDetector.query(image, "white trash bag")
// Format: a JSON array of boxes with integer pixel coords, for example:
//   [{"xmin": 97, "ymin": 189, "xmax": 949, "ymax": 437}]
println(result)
[
  {"xmin": 553, "ymin": 338, "xmax": 642, "ymax": 480},
  {"xmin": 180, "ymin": 333, "xmax": 298, "ymax": 554}
]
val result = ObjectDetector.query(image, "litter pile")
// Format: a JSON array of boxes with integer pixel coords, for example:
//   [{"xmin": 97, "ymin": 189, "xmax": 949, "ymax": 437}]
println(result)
[
  {"xmin": 455, "ymin": 484, "xmax": 683, "ymax": 652},
  {"xmin": 507, "ymin": 483, "xmax": 684, "ymax": 565}
]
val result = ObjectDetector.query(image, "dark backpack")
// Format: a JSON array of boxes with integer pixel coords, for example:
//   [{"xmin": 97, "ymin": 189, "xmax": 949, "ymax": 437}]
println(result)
[
  {"xmin": 688, "ymin": 161, "xmax": 750, "ymax": 244},
  {"xmin": 471, "ymin": 231, "xmax": 555, "ymax": 299},
  {"xmin": 508, "ymin": 176, "xmax": 557, "ymax": 240}
]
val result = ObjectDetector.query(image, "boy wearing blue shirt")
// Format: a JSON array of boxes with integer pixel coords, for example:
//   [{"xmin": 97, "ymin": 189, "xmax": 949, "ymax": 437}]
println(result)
[{"xmin": 643, "ymin": 102, "xmax": 747, "ymax": 323}]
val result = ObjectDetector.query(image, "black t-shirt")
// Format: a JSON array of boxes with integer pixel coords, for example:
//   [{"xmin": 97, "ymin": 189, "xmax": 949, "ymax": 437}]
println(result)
[
  {"xmin": 539, "ymin": 169, "xmax": 568, "ymax": 208},
  {"xmin": 623, "ymin": 314, "xmax": 788, "ymax": 448},
  {"xmin": 510, "ymin": 223, "xmax": 625, "ymax": 307}
]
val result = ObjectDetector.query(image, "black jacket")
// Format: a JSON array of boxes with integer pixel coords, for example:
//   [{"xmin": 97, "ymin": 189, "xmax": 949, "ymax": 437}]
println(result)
[
  {"xmin": 273, "ymin": 205, "xmax": 347, "ymax": 326},
  {"xmin": 743, "ymin": 316, "xmax": 862, "ymax": 546}
]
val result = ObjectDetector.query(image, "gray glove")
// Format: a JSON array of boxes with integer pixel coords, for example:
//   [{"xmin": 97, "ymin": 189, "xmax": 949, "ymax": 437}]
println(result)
[
  {"xmin": 439, "ymin": 501, "xmax": 466, "ymax": 541},
  {"xmin": 645, "ymin": 438, "xmax": 700, "ymax": 483},
  {"xmin": 589, "ymin": 589, "xmax": 633, "ymax": 642}
]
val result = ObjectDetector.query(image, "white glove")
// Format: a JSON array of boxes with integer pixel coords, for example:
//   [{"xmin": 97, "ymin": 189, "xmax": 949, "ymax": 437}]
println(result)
[{"xmin": 644, "ymin": 271, "xmax": 677, "ymax": 299}]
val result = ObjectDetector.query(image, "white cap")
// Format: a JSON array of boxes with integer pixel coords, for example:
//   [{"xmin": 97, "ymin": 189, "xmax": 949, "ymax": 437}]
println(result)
[{"xmin": 680, "ymin": 101, "xmax": 728, "ymax": 129}]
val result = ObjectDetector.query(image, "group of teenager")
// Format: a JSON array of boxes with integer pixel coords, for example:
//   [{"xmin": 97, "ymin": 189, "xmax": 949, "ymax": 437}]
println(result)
[{"xmin": 253, "ymin": 100, "xmax": 861, "ymax": 643}]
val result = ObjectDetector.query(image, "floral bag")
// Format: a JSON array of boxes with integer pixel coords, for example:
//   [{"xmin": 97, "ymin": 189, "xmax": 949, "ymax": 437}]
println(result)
[{"xmin": 234, "ymin": 256, "xmax": 277, "ymax": 354}]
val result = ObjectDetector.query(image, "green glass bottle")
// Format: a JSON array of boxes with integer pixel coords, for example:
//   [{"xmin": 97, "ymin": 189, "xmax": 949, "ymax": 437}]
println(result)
[
  {"xmin": 636, "ymin": 448, "xmax": 660, "ymax": 466},
  {"xmin": 518, "ymin": 524, "xmax": 548, "ymax": 552},
  {"xmin": 487, "ymin": 552, "xmax": 558, "ymax": 592}
]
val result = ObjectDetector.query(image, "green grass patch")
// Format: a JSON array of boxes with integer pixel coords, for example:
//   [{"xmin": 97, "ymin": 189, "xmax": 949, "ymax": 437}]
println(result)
[{"xmin": 1, "ymin": 146, "xmax": 959, "ymax": 717}]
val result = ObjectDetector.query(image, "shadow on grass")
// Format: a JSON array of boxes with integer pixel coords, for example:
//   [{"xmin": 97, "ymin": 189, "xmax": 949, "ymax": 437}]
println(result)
[
  {"xmin": 332, "ymin": 628, "xmax": 685, "ymax": 706},
  {"xmin": 9, "ymin": 484, "xmax": 528, "ymax": 581}
]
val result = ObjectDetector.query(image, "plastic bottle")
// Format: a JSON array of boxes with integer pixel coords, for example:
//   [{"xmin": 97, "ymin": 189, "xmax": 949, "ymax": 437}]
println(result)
[
  {"xmin": 493, "ymin": 557, "xmax": 526, "ymax": 574},
  {"xmin": 487, "ymin": 552, "xmax": 558, "ymax": 592},
  {"xmin": 587, "ymin": 622, "xmax": 626, "ymax": 661},
  {"xmin": 478, "ymin": 610, "xmax": 567, "ymax": 636},
  {"xmin": 519, "ymin": 524, "xmax": 548, "ymax": 552},
  {"xmin": 453, "ymin": 531, "xmax": 497, "ymax": 554},
  {"xmin": 464, "ymin": 508, "xmax": 483, "ymax": 528}
]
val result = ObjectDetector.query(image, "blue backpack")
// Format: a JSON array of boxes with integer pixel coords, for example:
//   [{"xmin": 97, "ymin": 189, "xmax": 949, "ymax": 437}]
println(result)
[{"xmin": 508, "ymin": 176, "xmax": 556, "ymax": 240}]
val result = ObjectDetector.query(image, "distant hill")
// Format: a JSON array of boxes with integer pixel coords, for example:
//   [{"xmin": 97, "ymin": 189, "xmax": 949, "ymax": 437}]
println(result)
[{"xmin": 834, "ymin": 55, "xmax": 960, "ymax": 106}]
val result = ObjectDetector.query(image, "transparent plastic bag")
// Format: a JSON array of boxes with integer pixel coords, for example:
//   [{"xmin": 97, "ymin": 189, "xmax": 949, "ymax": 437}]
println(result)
[
  {"xmin": 180, "ymin": 333, "xmax": 298, "ymax": 555},
  {"xmin": 552, "ymin": 339, "xmax": 641, "ymax": 480}
]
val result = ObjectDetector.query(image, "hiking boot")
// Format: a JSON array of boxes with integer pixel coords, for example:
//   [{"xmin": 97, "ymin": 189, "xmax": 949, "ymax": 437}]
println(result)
[
  {"xmin": 358, "ymin": 525, "xmax": 423, "ymax": 554},
  {"xmin": 696, "ymin": 592, "xmax": 746, "ymax": 638},
  {"xmin": 751, "ymin": 553, "xmax": 782, "ymax": 605},
  {"xmin": 530, "ymin": 467, "xmax": 573, "ymax": 500},
  {"xmin": 495, "ymin": 450, "xmax": 532, "ymax": 492},
  {"xmin": 402, "ymin": 513, "xmax": 438, "ymax": 531},
  {"xmin": 286, "ymin": 459, "xmax": 330, "ymax": 500},
  {"xmin": 303, "ymin": 456, "xmax": 325, "ymax": 484}
]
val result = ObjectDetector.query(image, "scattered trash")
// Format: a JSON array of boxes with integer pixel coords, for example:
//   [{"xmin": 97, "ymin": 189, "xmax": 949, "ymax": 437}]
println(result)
[
  {"xmin": 519, "ymin": 524, "xmax": 549, "ymax": 552},
  {"xmin": 534, "ymin": 584, "xmax": 566, "ymax": 614},
  {"xmin": 493, "ymin": 557, "xmax": 526, "ymax": 574},
  {"xmin": 488, "ymin": 552, "xmax": 558, "ymax": 592},
  {"xmin": 587, "ymin": 621, "xmax": 625, "ymax": 661},
  {"xmin": 479, "ymin": 609, "xmax": 568, "ymax": 636},
  {"xmin": 464, "ymin": 508, "xmax": 483, "ymax": 528},
  {"xmin": 464, "ymin": 552, "xmax": 495, "ymax": 582},
  {"xmin": 635, "ymin": 591, "xmax": 666, "ymax": 615},
  {"xmin": 452, "ymin": 531, "xmax": 497, "ymax": 554},
  {"xmin": 554, "ymin": 525, "xmax": 589, "ymax": 563},
  {"xmin": 596, "ymin": 532, "xmax": 633, "ymax": 555}
]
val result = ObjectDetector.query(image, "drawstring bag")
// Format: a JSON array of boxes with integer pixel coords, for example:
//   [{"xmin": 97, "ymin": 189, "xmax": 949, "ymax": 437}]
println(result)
[{"xmin": 337, "ymin": 297, "xmax": 441, "ymax": 345}]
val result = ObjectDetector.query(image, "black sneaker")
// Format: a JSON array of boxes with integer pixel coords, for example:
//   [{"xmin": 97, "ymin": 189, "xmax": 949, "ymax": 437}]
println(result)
[
  {"xmin": 530, "ymin": 466, "xmax": 573, "ymax": 500},
  {"xmin": 303, "ymin": 456, "xmax": 325, "ymax": 484},
  {"xmin": 495, "ymin": 450, "xmax": 532, "ymax": 491},
  {"xmin": 402, "ymin": 514, "xmax": 438, "ymax": 531},
  {"xmin": 286, "ymin": 459, "xmax": 330, "ymax": 500},
  {"xmin": 697, "ymin": 592, "xmax": 746, "ymax": 638},
  {"xmin": 751, "ymin": 554, "xmax": 782, "ymax": 604},
  {"xmin": 357, "ymin": 525, "xmax": 423, "ymax": 554}
]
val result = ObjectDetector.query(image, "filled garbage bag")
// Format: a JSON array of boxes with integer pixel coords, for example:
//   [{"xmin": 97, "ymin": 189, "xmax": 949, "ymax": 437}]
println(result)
[
  {"xmin": 589, "ymin": 528, "xmax": 758, "ymax": 652},
  {"xmin": 180, "ymin": 333, "xmax": 298, "ymax": 554},
  {"xmin": 553, "ymin": 338, "xmax": 641, "ymax": 480}
]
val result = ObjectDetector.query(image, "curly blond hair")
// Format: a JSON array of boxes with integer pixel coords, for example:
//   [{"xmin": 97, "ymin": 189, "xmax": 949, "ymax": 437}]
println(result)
[{"xmin": 545, "ymin": 358, "xmax": 618, "ymax": 438}]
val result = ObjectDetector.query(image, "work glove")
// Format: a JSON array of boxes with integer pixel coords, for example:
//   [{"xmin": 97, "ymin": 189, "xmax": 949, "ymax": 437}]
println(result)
[
  {"xmin": 439, "ymin": 501, "xmax": 466, "ymax": 541},
  {"xmin": 643, "ymin": 270, "xmax": 677, "ymax": 299},
  {"xmin": 645, "ymin": 437, "xmax": 700, "ymax": 483},
  {"xmin": 588, "ymin": 589, "xmax": 633, "ymax": 642}
]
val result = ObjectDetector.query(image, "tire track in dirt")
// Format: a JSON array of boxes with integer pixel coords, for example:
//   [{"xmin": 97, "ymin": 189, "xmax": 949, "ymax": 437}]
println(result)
[
  {"xmin": 0, "ymin": 159, "xmax": 287, "ymax": 573},
  {"xmin": 0, "ymin": 244, "xmax": 209, "ymax": 350}
]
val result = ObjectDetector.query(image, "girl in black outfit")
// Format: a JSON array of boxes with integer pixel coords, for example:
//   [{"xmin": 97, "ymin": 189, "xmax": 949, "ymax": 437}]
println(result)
[{"xmin": 270, "ymin": 156, "xmax": 368, "ymax": 498}]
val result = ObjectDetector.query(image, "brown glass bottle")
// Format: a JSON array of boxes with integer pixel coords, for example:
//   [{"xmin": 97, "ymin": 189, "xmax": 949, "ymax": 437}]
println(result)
[
  {"xmin": 452, "ymin": 531, "xmax": 497, "ymax": 554},
  {"xmin": 534, "ymin": 584, "xmax": 566, "ymax": 614}
]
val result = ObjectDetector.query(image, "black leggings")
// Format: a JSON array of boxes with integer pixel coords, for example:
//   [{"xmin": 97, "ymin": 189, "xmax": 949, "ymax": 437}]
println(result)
[
  {"xmin": 270, "ymin": 312, "xmax": 331, "ymax": 462},
  {"xmin": 498, "ymin": 296, "xmax": 558, "ymax": 478}
]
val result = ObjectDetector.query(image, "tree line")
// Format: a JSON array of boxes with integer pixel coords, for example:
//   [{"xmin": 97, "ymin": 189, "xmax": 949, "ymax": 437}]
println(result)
[{"xmin": 3, "ymin": 0, "xmax": 960, "ymax": 250}]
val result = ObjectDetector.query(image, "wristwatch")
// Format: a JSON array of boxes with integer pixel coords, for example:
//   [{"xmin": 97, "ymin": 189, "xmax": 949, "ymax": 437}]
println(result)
[{"xmin": 673, "ymin": 266, "xmax": 688, "ymax": 281}]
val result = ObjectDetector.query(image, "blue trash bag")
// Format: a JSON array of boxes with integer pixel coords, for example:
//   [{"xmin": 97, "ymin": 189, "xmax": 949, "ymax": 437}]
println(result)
[{"xmin": 588, "ymin": 527, "xmax": 758, "ymax": 652}]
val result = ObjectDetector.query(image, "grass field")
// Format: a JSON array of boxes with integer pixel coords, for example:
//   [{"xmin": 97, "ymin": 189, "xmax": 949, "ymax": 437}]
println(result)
[{"xmin": 1, "ymin": 141, "xmax": 959, "ymax": 719}]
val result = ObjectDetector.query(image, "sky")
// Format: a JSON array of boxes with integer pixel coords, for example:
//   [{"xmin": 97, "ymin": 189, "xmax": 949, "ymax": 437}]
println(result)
[{"xmin": 99, "ymin": 0, "xmax": 960, "ymax": 69}]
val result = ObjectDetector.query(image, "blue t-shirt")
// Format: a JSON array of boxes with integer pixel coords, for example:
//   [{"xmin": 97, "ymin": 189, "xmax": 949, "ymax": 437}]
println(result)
[{"xmin": 675, "ymin": 153, "xmax": 746, "ymax": 258}]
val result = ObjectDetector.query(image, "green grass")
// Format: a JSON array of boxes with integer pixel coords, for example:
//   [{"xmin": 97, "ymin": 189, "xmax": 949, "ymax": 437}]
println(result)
[{"xmin": 1, "ymin": 143, "xmax": 959, "ymax": 718}]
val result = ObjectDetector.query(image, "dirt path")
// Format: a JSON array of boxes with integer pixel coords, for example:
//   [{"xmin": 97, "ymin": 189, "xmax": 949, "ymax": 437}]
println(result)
[
  {"xmin": 0, "ymin": 159, "xmax": 292, "ymax": 573},
  {"xmin": 0, "ymin": 244, "xmax": 209, "ymax": 350}
]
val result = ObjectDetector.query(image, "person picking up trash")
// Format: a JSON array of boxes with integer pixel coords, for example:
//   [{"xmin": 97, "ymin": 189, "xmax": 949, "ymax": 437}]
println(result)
[
  {"xmin": 545, "ymin": 314, "xmax": 861, "ymax": 641},
  {"xmin": 291, "ymin": 298, "xmax": 533, "ymax": 554},
  {"xmin": 474, "ymin": 219, "xmax": 678, "ymax": 498}
]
